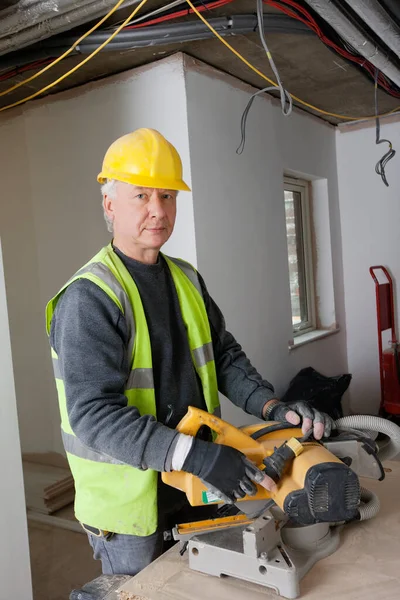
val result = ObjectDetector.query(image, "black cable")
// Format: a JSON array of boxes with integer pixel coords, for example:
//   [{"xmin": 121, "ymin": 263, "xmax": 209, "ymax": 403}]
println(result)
[
  {"xmin": 374, "ymin": 69, "xmax": 396, "ymax": 187},
  {"xmin": 250, "ymin": 422, "xmax": 300, "ymax": 440}
]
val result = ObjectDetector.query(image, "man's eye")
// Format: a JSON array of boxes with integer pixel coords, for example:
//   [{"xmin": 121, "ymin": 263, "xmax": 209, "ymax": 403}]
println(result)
[
  {"xmin": 136, "ymin": 194, "xmax": 146, "ymax": 200},
  {"xmin": 163, "ymin": 194, "xmax": 173, "ymax": 200}
]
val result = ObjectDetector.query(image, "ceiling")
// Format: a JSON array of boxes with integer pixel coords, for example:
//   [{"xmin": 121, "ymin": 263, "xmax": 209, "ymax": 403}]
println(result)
[{"xmin": 0, "ymin": 0, "xmax": 400, "ymax": 124}]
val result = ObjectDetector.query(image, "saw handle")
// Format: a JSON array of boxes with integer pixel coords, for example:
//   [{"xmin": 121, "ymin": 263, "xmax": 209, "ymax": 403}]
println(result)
[
  {"xmin": 176, "ymin": 407, "xmax": 265, "ymax": 463},
  {"xmin": 162, "ymin": 407, "xmax": 279, "ymax": 506}
]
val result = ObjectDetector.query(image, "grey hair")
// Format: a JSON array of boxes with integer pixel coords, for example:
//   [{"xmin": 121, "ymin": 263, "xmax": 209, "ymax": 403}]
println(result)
[{"xmin": 100, "ymin": 179, "xmax": 117, "ymax": 233}]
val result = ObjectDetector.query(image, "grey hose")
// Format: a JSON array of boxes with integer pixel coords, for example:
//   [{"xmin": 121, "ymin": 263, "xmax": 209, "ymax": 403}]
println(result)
[
  {"xmin": 359, "ymin": 486, "xmax": 380, "ymax": 521},
  {"xmin": 334, "ymin": 415, "xmax": 400, "ymax": 461}
]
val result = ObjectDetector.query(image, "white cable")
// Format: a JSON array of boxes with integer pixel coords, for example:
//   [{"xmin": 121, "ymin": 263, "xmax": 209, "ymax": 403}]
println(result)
[{"xmin": 256, "ymin": 0, "xmax": 292, "ymax": 116}]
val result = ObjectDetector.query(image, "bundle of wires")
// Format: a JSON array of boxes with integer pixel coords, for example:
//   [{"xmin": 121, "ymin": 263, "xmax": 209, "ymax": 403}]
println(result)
[
  {"xmin": 1, "ymin": 0, "xmax": 400, "ymax": 101},
  {"xmin": 236, "ymin": 0, "xmax": 292, "ymax": 154},
  {"xmin": 0, "ymin": 0, "xmax": 400, "ymax": 128},
  {"xmin": 0, "ymin": 58, "xmax": 53, "ymax": 82},
  {"xmin": 374, "ymin": 69, "xmax": 396, "ymax": 187},
  {"xmin": 124, "ymin": 0, "xmax": 233, "ymax": 29},
  {"xmin": 0, "ymin": 0, "xmax": 231, "ymax": 82},
  {"xmin": 262, "ymin": 0, "xmax": 400, "ymax": 99}
]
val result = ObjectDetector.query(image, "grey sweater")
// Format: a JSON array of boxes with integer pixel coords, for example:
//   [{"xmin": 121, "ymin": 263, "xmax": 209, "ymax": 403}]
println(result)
[{"xmin": 50, "ymin": 246, "xmax": 276, "ymax": 475}]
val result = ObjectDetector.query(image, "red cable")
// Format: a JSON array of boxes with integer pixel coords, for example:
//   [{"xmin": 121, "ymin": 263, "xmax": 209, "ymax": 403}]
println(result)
[{"xmin": 0, "ymin": 58, "xmax": 54, "ymax": 82}]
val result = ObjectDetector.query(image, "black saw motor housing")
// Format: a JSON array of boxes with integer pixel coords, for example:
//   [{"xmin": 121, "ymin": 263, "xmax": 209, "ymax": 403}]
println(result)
[{"xmin": 283, "ymin": 462, "xmax": 361, "ymax": 525}]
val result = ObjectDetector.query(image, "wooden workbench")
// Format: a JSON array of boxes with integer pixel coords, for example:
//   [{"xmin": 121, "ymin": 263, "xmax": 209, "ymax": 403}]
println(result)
[{"xmin": 118, "ymin": 461, "xmax": 400, "ymax": 600}]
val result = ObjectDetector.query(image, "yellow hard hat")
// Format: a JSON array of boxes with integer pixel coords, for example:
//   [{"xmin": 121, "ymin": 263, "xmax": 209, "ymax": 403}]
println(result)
[{"xmin": 97, "ymin": 128, "xmax": 190, "ymax": 191}]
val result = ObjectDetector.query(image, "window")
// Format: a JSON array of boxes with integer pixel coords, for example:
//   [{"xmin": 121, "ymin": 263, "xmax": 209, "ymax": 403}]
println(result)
[{"xmin": 284, "ymin": 177, "xmax": 316, "ymax": 335}]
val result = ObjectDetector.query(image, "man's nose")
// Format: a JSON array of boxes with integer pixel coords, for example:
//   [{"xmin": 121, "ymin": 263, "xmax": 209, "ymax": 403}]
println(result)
[{"xmin": 148, "ymin": 191, "xmax": 166, "ymax": 218}]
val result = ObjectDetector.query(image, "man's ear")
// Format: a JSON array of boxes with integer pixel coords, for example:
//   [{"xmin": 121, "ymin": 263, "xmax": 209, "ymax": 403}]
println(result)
[{"xmin": 103, "ymin": 194, "xmax": 115, "ymax": 222}]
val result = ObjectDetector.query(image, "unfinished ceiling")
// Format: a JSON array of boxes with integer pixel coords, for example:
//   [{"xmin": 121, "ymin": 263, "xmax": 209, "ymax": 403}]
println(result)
[{"xmin": 1, "ymin": 0, "xmax": 400, "ymax": 124}]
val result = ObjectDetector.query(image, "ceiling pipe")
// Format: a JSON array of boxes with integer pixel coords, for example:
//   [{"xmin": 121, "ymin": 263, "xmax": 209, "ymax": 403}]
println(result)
[
  {"xmin": 0, "ymin": 0, "xmax": 141, "ymax": 57},
  {"xmin": 379, "ymin": 0, "xmax": 400, "ymax": 26},
  {"xmin": 44, "ymin": 14, "xmax": 312, "ymax": 46},
  {"xmin": 342, "ymin": 0, "xmax": 400, "ymax": 58},
  {"xmin": 302, "ymin": 0, "xmax": 400, "ymax": 88},
  {"xmin": 0, "ymin": 14, "xmax": 312, "ymax": 71},
  {"xmin": 0, "ymin": 0, "xmax": 86, "ymax": 37}
]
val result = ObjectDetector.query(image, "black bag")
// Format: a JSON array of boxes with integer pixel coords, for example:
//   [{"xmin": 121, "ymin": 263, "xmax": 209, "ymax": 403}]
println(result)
[{"xmin": 281, "ymin": 367, "xmax": 352, "ymax": 420}]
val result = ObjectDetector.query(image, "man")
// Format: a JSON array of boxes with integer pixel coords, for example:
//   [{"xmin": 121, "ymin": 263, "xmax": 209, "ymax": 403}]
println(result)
[{"xmin": 46, "ymin": 128, "xmax": 333, "ymax": 576}]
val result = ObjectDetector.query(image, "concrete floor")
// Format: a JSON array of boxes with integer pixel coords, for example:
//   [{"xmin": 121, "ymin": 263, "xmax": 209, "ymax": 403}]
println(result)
[{"xmin": 28, "ymin": 523, "xmax": 101, "ymax": 600}]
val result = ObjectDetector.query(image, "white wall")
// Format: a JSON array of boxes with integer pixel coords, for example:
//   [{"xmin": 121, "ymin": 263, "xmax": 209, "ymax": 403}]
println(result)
[
  {"xmin": 0, "ymin": 112, "xmax": 54, "ymax": 452},
  {"xmin": 0, "ymin": 239, "xmax": 32, "ymax": 599},
  {"xmin": 1, "ymin": 55, "xmax": 196, "ymax": 453},
  {"xmin": 184, "ymin": 59, "xmax": 348, "ymax": 425},
  {"xmin": 336, "ymin": 120, "xmax": 400, "ymax": 414}
]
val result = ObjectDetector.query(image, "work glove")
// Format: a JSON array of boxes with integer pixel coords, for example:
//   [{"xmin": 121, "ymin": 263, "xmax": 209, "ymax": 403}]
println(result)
[
  {"xmin": 182, "ymin": 438, "xmax": 276, "ymax": 504},
  {"xmin": 265, "ymin": 399, "xmax": 335, "ymax": 440}
]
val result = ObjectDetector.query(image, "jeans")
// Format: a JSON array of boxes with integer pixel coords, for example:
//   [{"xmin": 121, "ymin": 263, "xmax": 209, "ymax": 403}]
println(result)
[{"xmin": 86, "ymin": 502, "xmax": 217, "ymax": 577}]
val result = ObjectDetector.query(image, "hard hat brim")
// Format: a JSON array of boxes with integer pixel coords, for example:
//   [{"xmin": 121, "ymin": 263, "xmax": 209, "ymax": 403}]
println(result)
[{"xmin": 97, "ymin": 169, "xmax": 191, "ymax": 192}]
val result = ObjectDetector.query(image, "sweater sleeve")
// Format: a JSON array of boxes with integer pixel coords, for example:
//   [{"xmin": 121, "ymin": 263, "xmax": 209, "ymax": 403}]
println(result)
[
  {"xmin": 50, "ymin": 278, "xmax": 178, "ymax": 472},
  {"xmin": 197, "ymin": 273, "xmax": 277, "ymax": 419}
]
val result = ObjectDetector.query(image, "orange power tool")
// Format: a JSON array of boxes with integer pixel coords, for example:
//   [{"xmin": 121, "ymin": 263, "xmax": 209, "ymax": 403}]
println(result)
[{"xmin": 162, "ymin": 407, "xmax": 361, "ymax": 525}]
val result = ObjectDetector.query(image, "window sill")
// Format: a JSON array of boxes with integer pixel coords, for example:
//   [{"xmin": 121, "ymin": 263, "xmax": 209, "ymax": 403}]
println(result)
[{"xmin": 288, "ymin": 326, "xmax": 340, "ymax": 350}]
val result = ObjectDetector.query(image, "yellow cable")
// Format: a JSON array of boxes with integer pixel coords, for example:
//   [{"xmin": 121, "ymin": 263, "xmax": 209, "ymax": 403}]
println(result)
[
  {"xmin": 0, "ymin": 0, "xmax": 128, "ymax": 98},
  {"xmin": 0, "ymin": 0, "xmax": 149, "ymax": 112},
  {"xmin": 185, "ymin": 0, "xmax": 400, "ymax": 122}
]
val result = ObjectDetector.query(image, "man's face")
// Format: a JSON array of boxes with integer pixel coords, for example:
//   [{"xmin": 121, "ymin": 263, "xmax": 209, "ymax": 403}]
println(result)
[{"xmin": 104, "ymin": 182, "xmax": 177, "ymax": 253}]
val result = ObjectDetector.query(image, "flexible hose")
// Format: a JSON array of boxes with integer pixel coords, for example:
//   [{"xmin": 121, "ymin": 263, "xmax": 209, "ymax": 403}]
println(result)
[
  {"xmin": 334, "ymin": 415, "xmax": 400, "ymax": 461},
  {"xmin": 358, "ymin": 486, "xmax": 380, "ymax": 521}
]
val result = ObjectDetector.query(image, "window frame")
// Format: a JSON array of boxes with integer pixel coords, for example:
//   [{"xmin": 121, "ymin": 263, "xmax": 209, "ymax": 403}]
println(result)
[{"xmin": 284, "ymin": 176, "xmax": 316, "ymax": 336}]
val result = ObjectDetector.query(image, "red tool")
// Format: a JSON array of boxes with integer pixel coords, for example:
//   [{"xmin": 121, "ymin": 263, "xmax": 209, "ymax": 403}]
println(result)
[{"xmin": 370, "ymin": 266, "xmax": 400, "ymax": 416}]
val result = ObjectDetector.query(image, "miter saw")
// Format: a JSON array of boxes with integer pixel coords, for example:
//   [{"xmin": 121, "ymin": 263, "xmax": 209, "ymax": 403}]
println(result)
[{"xmin": 162, "ymin": 407, "xmax": 400, "ymax": 599}]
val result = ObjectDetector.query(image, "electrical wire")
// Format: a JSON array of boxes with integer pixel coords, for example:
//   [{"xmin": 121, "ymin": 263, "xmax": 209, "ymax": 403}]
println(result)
[
  {"xmin": 107, "ymin": 0, "xmax": 186, "ymax": 29},
  {"xmin": 236, "ymin": 0, "xmax": 293, "ymax": 154},
  {"xmin": 125, "ymin": 0, "xmax": 232, "ymax": 29},
  {"xmin": 256, "ymin": 0, "xmax": 292, "ymax": 116},
  {"xmin": 0, "ymin": 59, "xmax": 54, "ymax": 83},
  {"xmin": 236, "ymin": 86, "xmax": 277, "ymax": 154},
  {"xmin": 0, "ymin": 0, "xmax": 129, "ymax": 98},
  {"xmin": 185, "ymin": 0, "xmax": 400, "ymax": 121},
  {"xmin": 374, "ymin": 69, "xmax": 396, "ymax": 187},
  {"xmin": 0, "ymin": 0, "xmax": 149, "ymax": 113}
]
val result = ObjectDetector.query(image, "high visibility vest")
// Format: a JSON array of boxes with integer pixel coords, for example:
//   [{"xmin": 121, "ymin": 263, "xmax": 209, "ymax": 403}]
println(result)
[{"xmin": 46, "ymin": 244, "xmax": 220, "ymax": 536}]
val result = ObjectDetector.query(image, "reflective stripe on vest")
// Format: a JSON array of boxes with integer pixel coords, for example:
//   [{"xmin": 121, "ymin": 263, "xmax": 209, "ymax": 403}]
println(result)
[
  {"xmin": 68, "ymin": 261, "xmax": 136, "ymax": 367},
  {"xmin": 61, "ymin": 430, "xmax": 126, "ymax": 466}
]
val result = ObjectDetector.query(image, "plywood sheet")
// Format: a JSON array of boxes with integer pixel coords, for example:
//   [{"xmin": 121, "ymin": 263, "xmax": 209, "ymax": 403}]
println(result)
[
  {"xmin": 118, "ymin": 461, "xmax": 400, "ymax": 600},
  {"xmin": 23, "ymin": 453, "xmax": 74, "ymax": 514}
]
